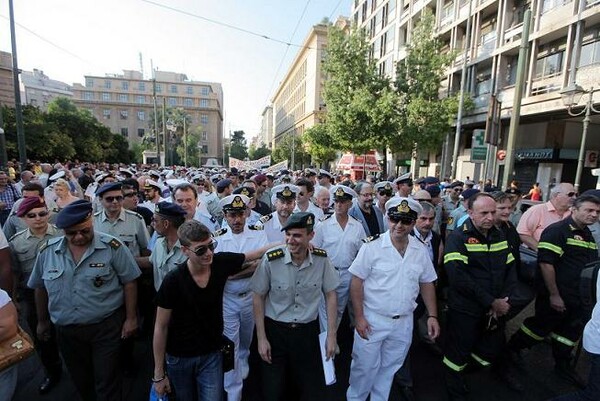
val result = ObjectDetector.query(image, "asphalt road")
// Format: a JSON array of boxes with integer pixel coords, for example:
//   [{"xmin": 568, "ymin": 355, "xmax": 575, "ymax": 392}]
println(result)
[{"xmin": 12, "ymin": 303, "xmax": 591, "ymax": 401}]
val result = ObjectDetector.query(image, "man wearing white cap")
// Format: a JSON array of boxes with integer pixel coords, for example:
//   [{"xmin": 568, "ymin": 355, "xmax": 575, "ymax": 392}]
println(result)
[
  {"xmin": 347, "ymin": 197, "xmax": 440, "ymax": 401},
  {"xmin": 254, "ymin": 184, "xmax": 300, "ymax": 242},
  {"xmin": 313, "ymin": 185, "xmax": 367, "ymax": 333},
  {"xmin": 141, "ymin": 179, "xmax": 168, "ymax": 212},
  {"xmin": 214, "ymin": 194, "xmax": 270, "ymax": 401},
  {"xmin": 373, "ymin": 181, "xmax": 394, "ymax": 217},
  {"xmin": 394, "ymin": 173, "xmax": 414, "ymax": 198}
]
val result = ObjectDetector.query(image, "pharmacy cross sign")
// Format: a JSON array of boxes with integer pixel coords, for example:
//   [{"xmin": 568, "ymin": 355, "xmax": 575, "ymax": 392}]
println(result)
[{"xmin": 471, "ymin": 129, "xmax": 487, "ymax": 163}]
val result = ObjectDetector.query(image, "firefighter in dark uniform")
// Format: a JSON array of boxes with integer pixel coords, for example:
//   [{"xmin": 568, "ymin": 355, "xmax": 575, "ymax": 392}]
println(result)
[
  {"xmin": 442, "ymin": 193, "xmax": 519, "ymax": 401},
  {"xmin": 508, "ymin": 193, "xmax": 600, "ymax": 388}
]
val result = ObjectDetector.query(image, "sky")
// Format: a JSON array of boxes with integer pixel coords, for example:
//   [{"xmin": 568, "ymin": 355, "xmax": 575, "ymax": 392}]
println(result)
[{"xmin": 0, "ymin": 0, "xmax": 352, "ymax": 140}]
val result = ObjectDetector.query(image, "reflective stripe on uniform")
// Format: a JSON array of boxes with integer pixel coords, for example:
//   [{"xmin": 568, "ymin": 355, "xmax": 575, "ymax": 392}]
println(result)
[
  {"xmin": 443, "ymin": 356, "xmax": 467, "ymax": 372},
  {"xmin": 507, "ymin": 253, "xmax": 515, "ymax": 264},
  {"xmin": 520, "ymin": 324, "xmax": 544, "ymax": 341},
  {"xmin": 444, "ymin": 252, "xmax": 468, "ymax": 264},
  {"xmin": 538, "ymin": 241, "xmax": 564, "ymax": 256},
  {"xmin": 566, "ymin": 238, "xmax": 598, "ymax": 250},
  {"xmin": 464, "ymin": 241, "xmax": 508, "ymax": 253},
  {"xmin": 470, "ymin": 353, "xmax": 491, "ymax": 367},
  {"xmin": 550, "ymin": 332, "xmax": 576, "ymax": 347},
  {"xmin": 489, "ymin": 241, "xmax": 508, "ymax": 252},
  {"xmin": 465, "ymin": 244, "xmax": 489, "ymax": 252}
]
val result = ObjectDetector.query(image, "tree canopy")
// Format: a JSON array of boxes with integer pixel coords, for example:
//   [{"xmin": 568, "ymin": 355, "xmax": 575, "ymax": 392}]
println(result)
[{"xmin": 230, "ymin": 130, "xmax": 248, "ymax": 160}]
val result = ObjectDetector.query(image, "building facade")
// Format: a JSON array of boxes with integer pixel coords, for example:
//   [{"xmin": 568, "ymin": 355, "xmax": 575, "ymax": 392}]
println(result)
[
  {"xmin": 20, "ymin": 69, "xmax": 72, "ymax": 111},
  {"xmin": 259, "ymin": 105, "xmax": 273, "ymax": 148},
  {"xmin": 72, "ymin": 70, "xmax": 224, "ymax": 165},
  {"xmin": 352, "ymin": 0, "xmax": 600, "ymax": 194},
  {"xmin": 0, "ymin": 51, "xmax": 15, "ymax": 108}
]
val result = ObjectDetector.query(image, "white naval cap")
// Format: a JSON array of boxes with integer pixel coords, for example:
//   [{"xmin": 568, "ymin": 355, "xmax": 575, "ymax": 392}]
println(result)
[
  {"xmin": 271, "ymin": 184, "xmax": 300, "ymax": 202},
  {"xmin": 219, "ymin": 194, "xmax": 250, "ymax": 211},
  {"xmin": 373, "ymin": 181, "xmax": 394, "ymax": 193},
  {"xmin": 385, "ymin": 197, "xmax": 422, "ymax": 220},
  {"xmin": 49, "ymin": 170, "xmax": 66, "ymax": 182},
  {"xmin": 330, "ymin": 184, "xmax": 357, "ymax": 200},
  {"xmin": 393, "ymin": 173, "xmax": 413, "ymax": 185}
]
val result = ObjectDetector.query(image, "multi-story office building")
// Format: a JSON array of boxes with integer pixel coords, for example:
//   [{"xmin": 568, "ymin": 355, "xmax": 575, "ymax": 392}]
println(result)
[
  {"xmin": 0, "ymin": 51, "xmax": 15, "ymax": 108},
  {"xmin": 271, "ymin": 19, "xmax": 350, "ymax": 166},
  {"xmin": 20, "ymin": 69, "xmax": 72, "ymax": 111},
  {"xmin": 352, "ymin": 0, "xmax": 600, "ymax": 193},
  {"xmin": 72, "ymin": 70, "xmax": 224, "ymax": 165},
  {"xmin": 259, "ymin": 105, "xmax": 273, "ymax": 148}
]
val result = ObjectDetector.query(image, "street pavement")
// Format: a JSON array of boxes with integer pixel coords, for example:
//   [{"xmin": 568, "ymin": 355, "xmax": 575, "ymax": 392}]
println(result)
[{"xmin": 12, "ymin": 304, "xmax": 591, "ymax": 401}]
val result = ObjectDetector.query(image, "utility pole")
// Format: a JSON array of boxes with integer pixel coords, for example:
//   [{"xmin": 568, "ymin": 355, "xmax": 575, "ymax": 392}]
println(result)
[
  {"xmin": 9, "ymin": 0, "xmax": 26, "ymax": 167},
  {"xmin": 451, "ymin": 0, "xmax": 472, "ymax": 180},
  {"xmin": 183, "ymin": 115, "xmax": 188, "ymax": 167},
  {"xmin": 502, "ymin": 10, "xmax": 532, "ymax": 190},
  {"xmin": 162, "ymin": 97, "xmax": 168, "ymax": 166},
  {"xmin": 153, "ymin": 78, "xmax": 161, "ymax": 166}
]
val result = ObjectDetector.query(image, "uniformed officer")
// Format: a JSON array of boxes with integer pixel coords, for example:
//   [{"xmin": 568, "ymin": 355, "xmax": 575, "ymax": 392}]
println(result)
[
  {"xmin": 294, "ymin": 178, "xmax": 325, "ymax": 221},
  {"xmin": 446, "ymin": 188, "xmax": 479, "ymax": 236},
  {"xmin": 9, "ymin": 197, "xmax": 63, "ymax": 394},
  {"xmin": 93, "ymin": 182, "xmax": 150, "ymax": 258},
  {"xmin": 229, "ymin": 186, "xmax": 262, "ymax": 227},
  {"xmin": 394, "ymin": 173, "xmax": 413, "ymax": 198},
  {"xmin": 347, "ymin": 197, "xmax": 439, "ymax": 401},
  {"xmin": 4, "ymin": 183, "xmax": 60, "ymax": 239},
  {"xmin": 508, "ymin": 194, "xmax": 600, "ymax": 388},
  {"xmin": 374, "ymin": 181, "xmax": 394, "ymax": 217},
  {"xmin": 254, "ymin": 184, "xmax": 300, "ymax": 242},
  {"xmin": 28, "ymin": 200, "xmax": 141, "ymax": 401},
  {"xmin": 215, "ymin": 194, "xmax": 270, "ymax": 401},
  {"xmin": 443, "ymin": 193, "xmax": 519, "ymax": 400},
  {"xmin": 443, "ymin": 181, "xmax": 464, "ymax": 221},
  {"xmin": 313, "ymin": 185, "xmax": 366, "ymax": 333},
  {"xmin": 251, "ymin": 212, "xmax": 339, "ymax": 401}
]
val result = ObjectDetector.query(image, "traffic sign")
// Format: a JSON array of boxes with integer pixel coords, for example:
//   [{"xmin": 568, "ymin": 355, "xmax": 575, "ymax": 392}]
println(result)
[{"xmin": 471, "ymin": 129, "xmax": 487, "ymax": 163}]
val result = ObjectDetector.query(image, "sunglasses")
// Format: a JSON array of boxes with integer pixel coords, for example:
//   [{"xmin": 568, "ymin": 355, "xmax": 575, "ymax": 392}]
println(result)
[
  {"xmin": 104, "ymin": 195, "xmax": 124, "ymax": 202},
  {"xmin": 565, "ymin": 192, "xmax": 578, "ymax": 197},
  {"xmin": 389, "ymin": 216, "xmax": 414, "ymax": 225},
  {"xmin": 454, "ymin": 188, "xmax": 463, "ymax": 192},
  {"xmin": 65, "ymin": 227, "xmax": 92, "ymax": 237},
  {"xmin": 378, "ymin": 190, "xmax": 393, "ymax": 196},
  {"xmin": 190, "ymin": 239, "xmax": 218, "ymax": 256},
  {"xmin": 25, "ymin": 210, "xmax": 49, "ymax": 219},
  {"xmin": 123, "ymin": 192, "xmax": 137, "ymax": 198}
]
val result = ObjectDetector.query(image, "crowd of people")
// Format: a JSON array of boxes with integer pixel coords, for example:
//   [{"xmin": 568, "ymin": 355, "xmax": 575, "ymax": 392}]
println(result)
[{"xmin": 0, "ymin": 159, "xmax": 598, "ymax": 401}]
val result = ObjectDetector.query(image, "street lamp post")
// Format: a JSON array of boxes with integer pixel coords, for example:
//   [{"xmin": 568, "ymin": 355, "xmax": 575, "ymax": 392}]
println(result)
[{"xmin": 560, "ymin": 84, "xmax": 600, "ymax": 192}]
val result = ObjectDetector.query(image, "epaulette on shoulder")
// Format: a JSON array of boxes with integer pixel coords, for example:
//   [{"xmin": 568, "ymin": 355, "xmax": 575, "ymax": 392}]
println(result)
[
  {"xmin": 41, "ymin": 236, "xmax": 62, "ymax": 252},
  {"xmin": 124, "ymin": 209, "xmax": 143, "ymax": 220},
  {"xmin": 312, "ymin": 247, "xmax": 328, "ymax": 257},
  {"xmin": 267, "ymin": 248, "xmax": 285, "ymax": 261},
  {"xmin": 249, "ymin": 224, "xmax": 264, "ymax": 230},
  {"xmin": 362, "ymin": 234, "xmax": 380, "ymax": 243},
  {"xmin": 9, "ymin": 228, "xmax": 27, "ymax": 242},
  {"xmin": 462, "ymin": 223, "xmax": 469, "ymax": 232},
  {"xmin": 259, "ymin": 213, "xmax": 273, "ymax": 224},
  {"xmin": 109, "ymin": 238, "xmax": 121, "ymax": 249},
  {"xmin": 212, "ymin": 227, "xmax": 228, "ymax": 237}
]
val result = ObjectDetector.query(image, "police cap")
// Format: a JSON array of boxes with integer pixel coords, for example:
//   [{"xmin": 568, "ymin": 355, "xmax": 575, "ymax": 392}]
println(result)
[
  {"xmin": 55, "ymin": 200, "xmax": 93, "ymax": 228},
  {"xmin": 154, "ymin": 201, "xmax": 186, "ymax": 219},
  {"xmin": 96, "ymin": 182, "xmax": 123, "ymax": 197}
]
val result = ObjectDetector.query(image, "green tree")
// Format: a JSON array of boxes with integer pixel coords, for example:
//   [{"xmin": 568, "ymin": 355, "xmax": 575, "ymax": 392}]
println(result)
[
  {"xmin": 248, "ymin": 143, "xmax": 271, "ymax": 160},
  {"xmin": 393, "ymin": 10, "xmax": 466, "ymax": 153},
  {"xmin": 230, "ymin": 130, "xmax": 248, "ymax": 160},
  {"xmin": 104, "ymin": 134, "xmax": 133, "ymax": 164},
  {"xmin": 320, "ymin": 24, "xmax": 400, "ymax": 156},
  {"xmin": 303, "ymin": 124, "xmax": 338, "ymax": 167},
  {"xmin": 176, "ymin": 126, "xmax": 202, "ymax": 167},
  {"xmin": 271, "ymin": 133, "xmax": 310, "ymax": 169}
]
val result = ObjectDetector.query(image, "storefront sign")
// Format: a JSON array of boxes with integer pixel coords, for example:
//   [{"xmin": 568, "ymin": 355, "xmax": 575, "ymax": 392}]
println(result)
[{"xmin": 515, "ymin": 148, "xmax": 554, "ymax": 161}]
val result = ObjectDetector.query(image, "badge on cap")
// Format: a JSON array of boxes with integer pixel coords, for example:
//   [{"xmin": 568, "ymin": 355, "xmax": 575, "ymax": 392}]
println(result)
[
  {"xmin": 240, "ymin": 187, "xmax": 251, "ymax": 197},
  {"xmin": 282, "ymin": 186, "xmax": 292, "ymax": 197},
  {"xmin": 398, "ymin": 200, "xmax": 410, "ymax": 214},
  {"xmin": 231, "ymin": 196, "xmax": 245, "ymax": 209},
  {"xmin": 384, "ymin": 183, "xmax": 392, "ymax": 191},
  {"xmin": 335, "ymin": 187, "xmax": 345, "ymax": 197},
  {"xmin": 306, "ymin": 215, "xmax": 314, "ymax": 226}
]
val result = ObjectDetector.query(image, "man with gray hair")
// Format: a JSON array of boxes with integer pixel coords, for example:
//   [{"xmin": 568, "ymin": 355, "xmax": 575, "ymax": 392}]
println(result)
[
  {"xmin": 517, "ymin": 182, "xmax": 576, "ymax": 250},
  {"xmin": 349, "ymin": 182, "xmax": 385, "ymax": 237}
]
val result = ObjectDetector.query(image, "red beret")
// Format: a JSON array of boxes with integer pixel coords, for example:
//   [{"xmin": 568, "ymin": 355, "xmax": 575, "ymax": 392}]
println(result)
[{"xmin": 17, "ymin": 197, "xmax": 46, "ymax": 217}]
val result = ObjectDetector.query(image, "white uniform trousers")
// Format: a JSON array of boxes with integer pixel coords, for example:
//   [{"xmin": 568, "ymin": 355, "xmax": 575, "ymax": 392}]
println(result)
[
  {"xmin": 318, "ymin": 267, "xmax": 351, "ymax": 333},
  {"xmin": 223, "ymin": 277, "xmax": 254, "ymax": 401},
  {"xmin": 346, "ymin": 309, "xmax": 413, "ymax": 401}
]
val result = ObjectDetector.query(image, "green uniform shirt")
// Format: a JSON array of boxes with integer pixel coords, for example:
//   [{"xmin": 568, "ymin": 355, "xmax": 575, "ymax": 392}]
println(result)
[
  {"xmin": 150, "ymin": 237, "xmax": 187, "ymax": 291},
  {"xmin": 93, "ymin": 209, "xmax": 150, "ymax": 257},
  {"xmin": 9, "ymin": 224, "xmax": 62, "ymax": 286}
]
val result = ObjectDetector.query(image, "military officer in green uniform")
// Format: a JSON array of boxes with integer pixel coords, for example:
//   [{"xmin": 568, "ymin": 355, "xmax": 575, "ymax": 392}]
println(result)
[{"xmin": 28, "ymin": 199, "xmax": 141, "ymax": 401}]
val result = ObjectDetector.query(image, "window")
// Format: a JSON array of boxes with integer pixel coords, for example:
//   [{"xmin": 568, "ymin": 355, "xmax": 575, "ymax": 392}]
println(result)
[
  {"xmin": 139, "ymin": 82, "xmax": 146, "ymax": 91},
  {"xmin": 200, "ymin": 114, "xmax": 209, "ymax": 124},
  {"xmin": 120, "ymin": 110, "xmax": 128, "ymax": 119},
  {"xmin": 105, "ymin": 80, "xmax": 112, "ymax": 89},
  {"xmin": 579, "ymin": 40, "xmax": 600, "ymax": 67},
  {"xmin": 505, "ymin": 56, "xmax": 519, "ymax": 85},
  {"xmin": 542, "ymin": 0, "xmax": 569, "ymax": 13},
  {"xmin": 201, "ymin": 86, "xmax": 210, "ymax": 96},
  {"xmin": 535, "ymin": 51, "xmax": 563, "ymax": 78},
  {"xmin": 137, "ymin": 95, "xmax": 145, "ymax": 104},
  {"xmin": 102, "ymin": 92, "xmax": 111, "ymax": 101},
  {"xmin": 156, "ymin": 84, "xmax": 162, "ymax": 93},
  {"xmin": 201, "ymin": 145, "xmax": 208, "ymax": 154},
  {"xmin": 184, "ymin": 98, "xmax": 194, "ymax": 107},
  {"xmin": 85, "ymin": 78, "xmax": 94, "ymax": 88},
  {"xmin": 201, "ymin": 131, "xmax": 208, "ymax": 141},
  {"xmin": 186, "ymin": 86, "xmax": 194, "ymax": 95},
  {"xmin": 121, "ymin": 128, "xmax": 128, "ymax": 137},
  {"xmin": 170, "ymin": 85, "xmax": 178, "ymax": 93},
  {"xmin": 122, "ymin": 81, "xmax": 129, "ymax": 90},
  {"xmin": 200, "ymin": 99, "xmax": 209, "ymax": 107},
  {"xmin": 138, "ymin": 128, "xmax": 145, "ymax": 137},
  {"xmin": 119, "ymin": 94, "xmax": 129, "ymax": 102},
  {"xmin": 103, "ymin": 109, "xmax": 111, "ymax": 119},
  {"xmin": 480, "ymin": 19, "xmax": 497, "ymax": 45},
  {"xmin": 83, "ymin": 91, "xmax": 94, "ymax": 101},
  {"xmin": 137, "ymin": 110, "xmax": 145, "ymax": 121},
  {"xmin": 168, "ymin": 97, "xmax": 177, "ymax": 107}
]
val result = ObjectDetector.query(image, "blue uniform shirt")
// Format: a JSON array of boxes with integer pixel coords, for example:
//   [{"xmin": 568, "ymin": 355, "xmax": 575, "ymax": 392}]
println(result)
[{"xmin": 28, "ymin": 232, "xmax": 141, "ymax": 325}]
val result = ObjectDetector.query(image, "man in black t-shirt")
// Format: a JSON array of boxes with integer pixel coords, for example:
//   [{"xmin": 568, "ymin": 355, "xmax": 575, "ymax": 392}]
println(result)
[{"xmin": 152, "ymin": 220, "xmax": 275, "ymax": 400}]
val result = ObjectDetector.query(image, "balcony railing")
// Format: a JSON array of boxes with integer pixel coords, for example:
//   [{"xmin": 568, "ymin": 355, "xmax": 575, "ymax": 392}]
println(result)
[
  {"xmin": 531, "ymin": 76, "xmax": 562, "ymax": 96},
  {"xmin": 504, "ymin": 23, "xmax": 523, "ymax": 44}
]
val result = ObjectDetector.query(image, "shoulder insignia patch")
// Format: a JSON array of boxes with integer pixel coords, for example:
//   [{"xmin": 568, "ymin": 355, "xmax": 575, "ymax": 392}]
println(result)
[
  {"xmin": 362, "ymin": 234, "xmax": 380, "ymax": 243},
  {"xmin": 312, "ymin": 247, "xmax": 328, "ymax": 257},
  {"xmin": 467, "ymin": 237, "xmax": 480, "ymax": 244},
  {"xmin": 267, "ymin": 248, "xmax": 285, "ymax": 261},
  {"xmin": 574, "ymin": 234, "xmax": 583, "ymax": 241},
  {"xmin": 212, "ymin": 228, "xmax": 228, "ymax": 237},
  {"xmin": 210, "ymin": 216, "xmax": 217, "ymax": 223},
  {"xmin": 462, "ymin": 223, "xmax": 468, "ymax": 232},
  {"xmin": 249, "ymin": 224, "xmax": 264, "ymax": 230},
  {"xmin": 447, "ymin": 216, "xmax": 454, "ymax": 225},
  {"xmin": 260, "ymin": 213, "xmax": 273, "ymax": 223},
  {"xmin": 109, "ymin": 238, "xmax": 121, "ymax": 249}
]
